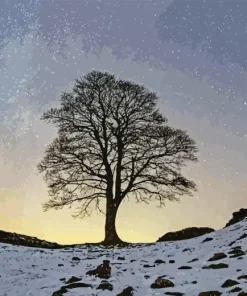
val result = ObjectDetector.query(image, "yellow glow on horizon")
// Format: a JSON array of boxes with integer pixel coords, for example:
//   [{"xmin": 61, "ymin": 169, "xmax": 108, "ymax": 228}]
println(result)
[{"xmin": 0, "ymin": 176, "xmax": 236, "ymax": 245}]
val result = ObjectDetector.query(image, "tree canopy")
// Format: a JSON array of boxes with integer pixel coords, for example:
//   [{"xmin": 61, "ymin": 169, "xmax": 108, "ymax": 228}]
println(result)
[{"xmin": 37, "ymin": 70, "xmax": 198, "ymax": 244}]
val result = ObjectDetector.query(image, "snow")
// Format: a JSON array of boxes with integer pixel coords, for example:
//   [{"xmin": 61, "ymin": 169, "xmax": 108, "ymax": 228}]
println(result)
[{"xmin": 0, "ymin": 219, "xmax": 247, "ymax": 295}]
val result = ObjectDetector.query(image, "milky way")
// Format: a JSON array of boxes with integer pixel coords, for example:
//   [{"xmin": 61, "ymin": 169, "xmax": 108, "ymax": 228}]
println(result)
[{"xmin": 0, "ymin": 0, "xmax": 246, "ymax": 244}]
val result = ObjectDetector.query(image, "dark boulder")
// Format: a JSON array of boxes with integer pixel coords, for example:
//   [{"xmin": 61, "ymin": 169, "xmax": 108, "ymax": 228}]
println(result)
[
  {"xmin": 86, "ymin": 260, "xmax": 111, "ymax": 279},
  {"xmin": 157, "ymin": 227, "xmax": 214, "ymax": 242},
  {"xmin": 202, "ymin": 263, "xmax": 228, "ymax": 269},
  {"xmin": 224, "ymin": 208, "xmax": 247, "ymax": 228},
  {"xmin": 116, "ymin": 286, "xmax": 135, "ymax": 296},
  {"xmin": 52, "ymin": 282, "xmax": 92, "ymax": 295},
  {"xmin": 164, "ymin": 293, "xmax": 184, "ymax": 296},
  {"xmin": 178, "ymin": 266, "xmax": 192, "ymax": 269},
  {"xmin": 208, "ymin": 252, "xmax": 227, "ymax": 261},
  {"xmin": 229, "ymin": 287, "xmax": 242, "ymax": 293},
  {"xmin": 150, "ymin": 277, "xmax": 174, "ymax": 288},
  {"xmin": 198, "ymin": 292, "xmax": 222, "ymax": 296},
  {"xmin": 221, "ymin": 279, "xmax": 239, "ymax": 288},
  {"xmin": 201, "ymin": 237, "xmax": 214, "ymax": 243},
  {"xmin": 65, "ymin": 276, "xmax": 81, "ymax": 284},
  {"xmin": 96, "ymin": 280, "xmax": 113, "ymax": 291}
]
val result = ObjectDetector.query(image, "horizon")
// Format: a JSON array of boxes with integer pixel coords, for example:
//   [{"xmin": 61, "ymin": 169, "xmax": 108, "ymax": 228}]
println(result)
[{"xmin": 1, "ymin": 0, "xmax": 247, "ymax": 245}]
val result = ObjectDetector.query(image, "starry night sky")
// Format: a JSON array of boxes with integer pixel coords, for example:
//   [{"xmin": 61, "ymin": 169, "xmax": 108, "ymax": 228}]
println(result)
[{"xmin": 0, "ymin": 0, "xmax": 246, "ymax": 244}]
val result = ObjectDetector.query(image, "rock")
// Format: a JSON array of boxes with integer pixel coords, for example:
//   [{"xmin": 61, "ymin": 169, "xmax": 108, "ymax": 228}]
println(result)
[
  {"xmin": 224, "ymin": 208, "xmax": 247, "ymax": 228},
  {"xmin": 65, "ymin": 276, "xmax": 81, "ymax": 284},
  {"xmin": 117, "ymin": 256, "xmax": 125, "ymax": 260},
  {"xmin": 157, "ymin": 227, "xmax": 215, "ymax": 242},
  {"xmin": 96, "ymin": 280, "xmax": 113, "ymax": 291},
  {"xmin": 238, "ymin": 275, "xmax": 247, "ymax": 280},
  {"xmin": 228, "ymin": 287, "xmax": 242, "ymax": 293},
  {"xmin": 164, "ymin": 292, "xmax": 184, "ymax": 296},
  {"xmin": 178, "ymin": 266, "xmax": 192, "ymax": 269},
  {"xmin": 116, "ymin": 286, "xmax": 135, "ymax": 296},
  {"xmin": 52, "ymin": 286, "xmax": 68, "ymax": 296},
  {"xmin": 208, "ymin": 252, "xmax": 227, "ymax": 261},
  {"xmin": 182, "ymin": 248, "xmax": 191, "ymax": 252},
  {"xmin": 198, "ymin": 292, "xmax": 222, "ymax": 296},
  {"xmin": 154, "ymin": 259, "xmax": 165, "ymax": 264},
  {"xmin": 232, "ymin": 246, "xmax": 242, "ymax": 250},
  {"xmin": 71, "ymin": 256, "xmax": 80, "ymax": 261},
  {"xmin": 202, "ymin": 263, "xmax": 228, "ymax": 269},
  {"xmin": 221, "ymin": 279, "xmax": 239, "ymax": 288},
  {"xmin": 52, "ymin": 282, "xmax": 93, "ymax": 295},
  {"xmin": 228, "ymin": 247, "xmax": 246, "ymax": 258},
  {"xmin": 230, "ymin": 251, "xmax": 246, "ymax": 258},
  {"xmin": 188, "ymin": 258, "xmax": 198, "ymax": 263},
  {"xmin": 63, "ymin": 283, "xmax": 92, "ymax": 289},
  {"xmin": 150, "ymin": 277, "xmax": 174, "ymax": 288},
  {"xmin": 143, "ymin": 264, "xmax": 155, "ymax": 268},
  {"xmin": 229, "ymin": 233, "xmax": 247, "ymax": 247},
  {"xmin": 86, "ymin": 260, "xmax": 111, "ymax": 279},
  {"xmin": 238, "ymin": 233, "xmax": 247, "ymax": 240},
  {"xmin": 201, "ymin": 237, "xmax": 214, "ymax": 243},
  {"xmin": 169, "ymin": 260, "xmax": 175, "ymax": 263}
]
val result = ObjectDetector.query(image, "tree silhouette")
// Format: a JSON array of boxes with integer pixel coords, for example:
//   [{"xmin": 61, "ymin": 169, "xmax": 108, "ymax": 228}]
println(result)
[{"xmin": 37, "ymin": 70, "xmax": 198, "ymax": 245}]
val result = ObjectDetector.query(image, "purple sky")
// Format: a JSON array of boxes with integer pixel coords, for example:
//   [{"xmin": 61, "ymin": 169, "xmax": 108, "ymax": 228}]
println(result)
[{"xmin": 0, "ymin": 0, "xmax": 246, "ymax": 243}]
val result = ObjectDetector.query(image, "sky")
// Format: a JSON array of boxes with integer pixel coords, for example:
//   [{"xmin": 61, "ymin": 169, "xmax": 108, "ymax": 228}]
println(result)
[{"xmin": 0, "ymin": 0, "xmax": 247, "ymax": 244}]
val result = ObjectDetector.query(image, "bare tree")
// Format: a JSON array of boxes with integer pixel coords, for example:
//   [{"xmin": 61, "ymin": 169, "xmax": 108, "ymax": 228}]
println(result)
[{"xmin": 37, "ymin": 70, "xmax": 198, "ymax": 245}]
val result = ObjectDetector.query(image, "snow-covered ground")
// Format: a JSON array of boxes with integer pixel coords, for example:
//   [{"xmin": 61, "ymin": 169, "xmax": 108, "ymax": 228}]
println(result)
[{"xmin": 0, "ymin": 218, "xmax": 247, "ymax": 296}]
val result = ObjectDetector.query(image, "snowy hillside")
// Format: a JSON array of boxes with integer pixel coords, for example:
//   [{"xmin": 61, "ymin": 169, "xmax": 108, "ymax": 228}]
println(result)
[{"xmin": 1, "ymin": 219, "xmax": 247, "ymax": 296}]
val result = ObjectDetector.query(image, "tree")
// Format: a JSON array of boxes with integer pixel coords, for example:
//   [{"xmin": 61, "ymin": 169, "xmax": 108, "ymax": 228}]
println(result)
[{"xmin": 37, "ymin": 70, "xmax": 198, "ymax": 245}]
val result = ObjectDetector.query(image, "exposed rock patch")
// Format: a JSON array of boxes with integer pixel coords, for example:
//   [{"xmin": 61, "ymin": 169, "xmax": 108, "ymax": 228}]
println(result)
[
  {"xmin": 208, "ymin": 252, "xmax": 227, "ymax": 261},
  {"xmin": 65, "ymin": 276, "xmax": 81, "ymax": 284},
  {"xmin": 71, "ymin": 256, "xmax": 80, "ymax": 261},
  {"xmin": 96, "ymin": 280, "xmax": 113, "ymax": 291},
  {"xmin": 52, "ymin": 282, "xmax": 92, "ymax": 295},
  {"xmin": 198, "ymin": 292, "xmax": 222, "ymax": 296},
  {"xmin": 228, "ymin": 287, "xmax": 242, "ymax": 293},
  {"xmin": 116, "ymin": 286, "xmax": 135, "ymax": 296},
  {"xmin": 154, "ymin": 259, "xmax": 165, "ymax": 264},
  {"xmin": 86, "ymin": 260, "xmax": 111, "ymax": 279},
  {"xmin": 157, "ymin": 227, "xmax": 214, "ymax": 242},
  {"xmin": 164, "ymin": 292, "xmax": 184, "ymax": 295},
  {"xmin": 188, "ymin": 258, "xmax": 198, "ymax": 263},
  {"xmin": 228, "ymin": 247, "xmax": 246, "ymax": 258},
  {"xmin": 202, "ymin": 237, "xmax": 214, "ymax": 243},
  {"xmin": 224, "ymin": 208, "xmax": 247, "ymax": 228},
  {"xmin": 221, "ymin": 279, "xmax": 239, "ymax": 288},
  {"xmin": 178, "ymin": 265, "xmax": 192, "ymax": 269},
  {"xmin": 150, "ymin": 277, "xmax": 174, "ymax": 288},
  {"xmin": 202, "ymin": 263, "xmax": 228, "ymax": 269}
]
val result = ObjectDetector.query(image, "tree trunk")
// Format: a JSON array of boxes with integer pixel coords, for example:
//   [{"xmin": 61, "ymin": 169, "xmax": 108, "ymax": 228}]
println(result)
[{"xmin": 102, "ymin": 200, "xmax": 123, "ymax": 245}]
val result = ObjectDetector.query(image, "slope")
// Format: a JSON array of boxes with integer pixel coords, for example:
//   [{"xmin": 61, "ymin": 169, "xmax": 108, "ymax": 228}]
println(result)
[{"xmin": 0, "ymin": 218, "xmax": 247, "ymax": 296}]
